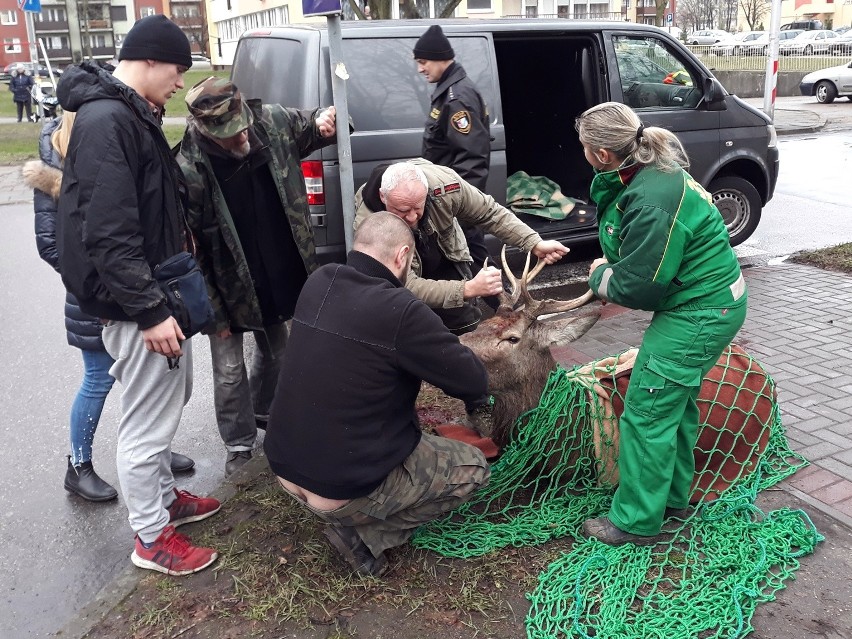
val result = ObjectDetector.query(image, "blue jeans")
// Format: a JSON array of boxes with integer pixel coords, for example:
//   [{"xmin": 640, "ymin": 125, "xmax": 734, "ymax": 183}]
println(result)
[{"xmin": 69, "ymin": 349, "xmax": 116, "ymax": 465}]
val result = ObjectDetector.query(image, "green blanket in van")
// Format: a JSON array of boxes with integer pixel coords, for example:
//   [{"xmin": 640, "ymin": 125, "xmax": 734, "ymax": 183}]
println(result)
[{"xmin": 506, "ymin": 171, "xmax": 581, "ymax": 221}]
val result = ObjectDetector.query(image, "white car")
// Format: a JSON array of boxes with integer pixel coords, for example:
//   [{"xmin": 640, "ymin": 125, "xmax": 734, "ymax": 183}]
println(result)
[
  {"xmin": 687, "ymin": 29, "xmax": 730, "ymax": 45},
  {"xmin": 799, "ymin": 60, "xmax": 852, "ymax": 103},
  {"xmin": 779, "ymin": 30, "xmax": 838, "ymax": 56},
  {"xmin": 190, "ymin": 54, "xmax": 212, "ymax": 70},
  {"xmin": 742, "ymin": 30, "xmax": 804, "ymax": 56},
  {"xmin": 710, "ymin": 31, "xmax": 765, "ymax": 56}
]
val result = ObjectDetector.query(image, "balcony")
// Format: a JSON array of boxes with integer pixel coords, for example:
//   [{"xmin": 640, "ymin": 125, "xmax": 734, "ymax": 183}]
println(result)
[
  {"xmin": 83, "ymin": 19, "xmax": 112, "ymax": 30},
  {"xmin": 33, "ymin": 20, "xmax": 69, "ymax": 32}
]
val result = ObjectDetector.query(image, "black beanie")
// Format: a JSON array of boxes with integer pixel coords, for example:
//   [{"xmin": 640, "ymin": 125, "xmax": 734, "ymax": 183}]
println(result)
[
  {"xmin": 413, "ymin": 25, "xmax": 455, "ymax": 61},
  {"xmin": 118, "ymin": 15, "xmax": 192, "ymax": 68}
]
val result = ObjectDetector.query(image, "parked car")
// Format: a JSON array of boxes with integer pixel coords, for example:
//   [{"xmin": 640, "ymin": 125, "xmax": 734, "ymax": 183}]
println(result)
[
  {"xmin": 231, "ymin": 21, "xmax": 779, "ymax": 255},
  {"xmin": 828, "ymin": 32, "xmax": 852, "ymax": 56},
  {"xmin": 800, "ymin": 60, "xmax": 852, "ymax": 103},
  {"xmin": 710, "ymin": 32, "xmax": 765, "ymax": 56},
  {"xmin": 779, "ymin": 30, "xmax": 838, "ymax": 56},
  {"xmin": 190, "ymin": 53, "xmax": 212, "ymax": 70},
  {"xmin": 0, "ymin": 62, "xmax": 58, "ymax": 83},
  {"xmin": 687, "ymin": 29, "xmax": 730, "ymax": 45},
  {"xmin": 782, "ymin": 19, "xmax": 823, "ymax": 31},
  {"xmin": 835, "ymin": 27, "xmax": 851, "ymax": 35},
  {"xmin": 743, "ymin": 30, "xmax": 803, "ymax": 56}
]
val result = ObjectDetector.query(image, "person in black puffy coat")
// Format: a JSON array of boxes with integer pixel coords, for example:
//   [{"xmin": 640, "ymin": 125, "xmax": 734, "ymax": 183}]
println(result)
[
  {"xmin": 22, "ymin": 111, "xmax": 195, "ymax": 502},
  {"xmin": 9, "ymin": 64, "xmax": 34, "ymax": 122}
]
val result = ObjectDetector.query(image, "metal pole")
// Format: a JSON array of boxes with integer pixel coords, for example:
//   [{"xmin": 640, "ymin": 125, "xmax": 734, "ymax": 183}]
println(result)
[
  {"xmin": 326, "ymin": 15, "xmax": 356, "ymax": 252},
  {"xmin": 762, "ymin": 0, "xmax": 783, "ymax": 120},
  {"xmin": 24, "ymin": 10, "xmax": 38, "ymax": 64},
  {"xmin": 38, "ymin": 38, "xmax": 58, "ymax": 87}
]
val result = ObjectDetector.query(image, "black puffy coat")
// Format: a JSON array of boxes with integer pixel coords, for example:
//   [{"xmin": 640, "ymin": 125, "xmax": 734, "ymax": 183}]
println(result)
[
  {"xmin": 55, "ymin": 62, "xmax": 186, "ymax": 328},
  {"xmin": 9, "ymin": 70, "xmax": 34, "ymax": 103},
  {"xmin": 22, "ymin": 118, "xmax": 105, "ymax": 351}
]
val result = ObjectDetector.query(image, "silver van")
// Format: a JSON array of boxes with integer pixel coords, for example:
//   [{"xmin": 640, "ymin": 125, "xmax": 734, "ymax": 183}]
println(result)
[{"xmin": 232, "ymin": 20, "xmax": 779, "ymax": 264}]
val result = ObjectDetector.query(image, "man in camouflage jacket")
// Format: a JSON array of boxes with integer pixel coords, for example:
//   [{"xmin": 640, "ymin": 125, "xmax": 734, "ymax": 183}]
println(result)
[{"xmin": 177, "ymin": 77, "xmax": 338, "ymax": 475}]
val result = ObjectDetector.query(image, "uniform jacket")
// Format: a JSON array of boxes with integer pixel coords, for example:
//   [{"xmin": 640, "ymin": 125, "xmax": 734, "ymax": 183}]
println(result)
[
  {"xmin": 22, "ymin": 118, "xmax": 104, "ymax": 351},
  {"xmin": 9, "ymin": 70, "xmax": 34, "ymax": 103},
  {"xmin": 422, "ymin": 62, "xmax": 490, "ymax": 192},
  {"xmin": 177, "ymin": 102, "xmax": 333, "ymax": 333},
  {"xmin": 264, "ymin": 250, "xmax": 489, "ymax": 500},
  {"xmin": 354, "ymin": 159, "xmax": 541, "ymax": 309},
  {"xmin": 588, "ymin": 163, "xmax": 744, "ymax": 312},
  {"xmin": 55, "ymin": 62, "xmax": 186, "ymax": 329}
]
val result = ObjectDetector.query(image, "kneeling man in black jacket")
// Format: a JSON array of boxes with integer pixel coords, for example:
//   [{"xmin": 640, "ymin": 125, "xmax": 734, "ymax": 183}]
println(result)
[{"xmin": 264, "ymin": 212, "xmax": 491, "ymax": 577}]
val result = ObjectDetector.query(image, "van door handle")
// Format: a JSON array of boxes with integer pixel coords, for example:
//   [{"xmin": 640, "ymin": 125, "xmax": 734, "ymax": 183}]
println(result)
[{"xmin": 310, "ymin": 214, "xmax": 326, "ymax": 227}]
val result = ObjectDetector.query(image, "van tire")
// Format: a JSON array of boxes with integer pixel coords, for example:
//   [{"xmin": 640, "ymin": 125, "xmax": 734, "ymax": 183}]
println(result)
[
  {"xmin": 709, "ymin": 176, "xmax": 761, "ymax": 247},
  {"xmin": 815, "ymin": 81, "xmax": 836, "ymax": 104}
]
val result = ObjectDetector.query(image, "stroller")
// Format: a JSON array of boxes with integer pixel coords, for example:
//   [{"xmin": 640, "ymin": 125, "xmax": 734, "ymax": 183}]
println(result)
[{"xmin": 30, "ymin": 83, "xmax": 60, "ymax": 122}]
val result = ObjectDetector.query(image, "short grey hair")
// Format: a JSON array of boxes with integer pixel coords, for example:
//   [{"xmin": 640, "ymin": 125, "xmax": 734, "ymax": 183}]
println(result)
[
  {"xmin": 354, "ymin": 211, "xmax": 414, "ymax": 263},
  {"xmin": 379, "ymin": 162, "xmax": 429, "ymax": 197}
]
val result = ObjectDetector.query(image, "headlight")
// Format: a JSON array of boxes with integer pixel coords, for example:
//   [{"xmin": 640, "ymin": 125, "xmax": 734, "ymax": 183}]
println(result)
[{"xmin": 767, "ymin": 124, "xmax": 777, "ymax": 149}]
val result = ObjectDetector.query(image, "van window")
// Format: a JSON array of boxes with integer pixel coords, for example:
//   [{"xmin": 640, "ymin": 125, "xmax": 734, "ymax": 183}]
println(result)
[
  {"xmin": 613, "ymin": 36, "xmax": 702, "ymax": 111},
  {"xmin": 232, "ymin": 37, "xmax": 306, "ymax": 107},
  {"xmin": 341, "ymin": 36, "xmax": 494, "ymax": 132}
]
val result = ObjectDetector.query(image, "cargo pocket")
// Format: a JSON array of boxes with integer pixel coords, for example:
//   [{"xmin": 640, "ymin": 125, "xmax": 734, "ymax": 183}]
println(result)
[{"xmin": 628, "ymin": 354, "xmax": 703, "ymax": 417}]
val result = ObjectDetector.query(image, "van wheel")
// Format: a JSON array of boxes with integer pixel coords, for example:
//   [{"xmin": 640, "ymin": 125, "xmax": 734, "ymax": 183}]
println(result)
[
  {"xmin": 709, "ymin": 177, "xmax": 762, "ymax": 247},
  {"xmin": 815, "ymin": 81, "xmax": 836, "ymax": 104}
]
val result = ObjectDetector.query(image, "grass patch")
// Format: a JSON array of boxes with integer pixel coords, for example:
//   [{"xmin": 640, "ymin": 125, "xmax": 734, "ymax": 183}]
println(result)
[{"xmin": 789, "ymin": 243, "xmax": 852, "ymax": 274}]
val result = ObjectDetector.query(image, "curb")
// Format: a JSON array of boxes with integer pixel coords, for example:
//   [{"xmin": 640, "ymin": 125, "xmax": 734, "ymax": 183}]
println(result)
[
  {"xmin": 53, "ymin": 453, "xmax": 271, "ymax": 639},
  {"xmin": 774, "ymin": 108, "xmax": 826, "ymax": 136}
]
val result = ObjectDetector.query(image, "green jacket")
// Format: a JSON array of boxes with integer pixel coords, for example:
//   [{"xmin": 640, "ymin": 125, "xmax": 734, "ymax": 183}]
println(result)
[
  {"xmin": 354, "ymin": 159, "xmax": 542, "ymax": 309},
  {"xmin": 588, "ymin": 163, "xmax": 744, "ymax": 312},
  {"xmin": 177, "ymin": 102, "xmax": 333, "ymax": 333}
]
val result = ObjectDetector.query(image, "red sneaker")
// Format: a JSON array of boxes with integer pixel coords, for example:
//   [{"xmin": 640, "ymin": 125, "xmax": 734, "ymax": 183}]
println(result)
[
  {"xmin": 131, "ymin": 525, "xmax": 217, "ymax": 576},
  {"xmin": 167, "ymin": 488, "xmax": 221, "ymax": 527}
]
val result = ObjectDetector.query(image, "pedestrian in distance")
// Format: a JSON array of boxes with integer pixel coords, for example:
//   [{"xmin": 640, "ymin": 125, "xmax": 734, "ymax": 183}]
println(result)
[
  {"xmin": 9, "ymin": 64, "xmax": 35, "ymax": 123},
  {"xmin": 576, "ymin": 102, "xmax": 748, "ymax": 545},
  {"xmin": 354, "ymin": 159, "xmax": 569, "ymax": 334},
  {"xmin": 23, "ymin": 108, "xmax": 196, "ymax": 503},
  {"xmin": 264, "ymin": 212, "xmax": 492, "ymax": 577},
  {"xmin": 55, "ymin": 15, "xmax": 220, "ymax": 576},
  {"xmin": 414, "ymin": 24, "xmax": 495, "ymax": 307},
  {"xmin": 177, "ymin": 77, "xmax": 340, "ymax": 476}
]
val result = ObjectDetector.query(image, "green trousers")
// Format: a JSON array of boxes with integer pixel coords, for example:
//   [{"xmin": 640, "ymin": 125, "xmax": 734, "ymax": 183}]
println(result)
[{"xmin": 608, "ymin": 296, "xmax": 748, "ymax": 536}]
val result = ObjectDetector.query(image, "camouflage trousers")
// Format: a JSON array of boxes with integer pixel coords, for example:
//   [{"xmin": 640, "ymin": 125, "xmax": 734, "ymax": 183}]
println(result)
[{"xmin": 295, "ymin": 434, "xmax": 490, "ymax": 558}]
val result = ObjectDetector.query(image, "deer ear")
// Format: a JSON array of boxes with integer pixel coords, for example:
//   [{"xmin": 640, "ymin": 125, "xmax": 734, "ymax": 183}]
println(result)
[{"xmin": 533, "ymin": 311, "xmax": 600, "ymax": 347}]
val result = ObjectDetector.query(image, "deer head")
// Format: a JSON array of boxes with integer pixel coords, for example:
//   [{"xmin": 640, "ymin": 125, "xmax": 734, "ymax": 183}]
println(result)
[{"xmin": 460, "ymin": 247, "xmax": 600, "ymax": 446}]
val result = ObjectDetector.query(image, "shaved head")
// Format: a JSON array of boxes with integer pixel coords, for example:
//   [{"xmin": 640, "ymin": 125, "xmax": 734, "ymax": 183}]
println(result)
[{"xmin": 354, "ymin": 212, "xmax": 415, "ymax": 281}]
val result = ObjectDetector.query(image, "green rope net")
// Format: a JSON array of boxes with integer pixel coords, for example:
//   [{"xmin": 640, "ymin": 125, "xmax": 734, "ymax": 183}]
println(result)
[{"xmin": 412, "ymin": 346, "xmax": 823, "ymax": 638}]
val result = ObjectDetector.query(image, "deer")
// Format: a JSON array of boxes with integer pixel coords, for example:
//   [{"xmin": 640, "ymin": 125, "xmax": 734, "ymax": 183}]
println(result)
[{"xmin": 458, "ymin": 248, "xmax": 775, "ymax": 503}]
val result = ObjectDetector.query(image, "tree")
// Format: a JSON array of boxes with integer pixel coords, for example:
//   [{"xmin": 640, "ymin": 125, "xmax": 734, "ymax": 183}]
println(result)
[
  {"xmin": 740, "ymin": 0, "xmax": 769, "ymax": 31},
  {"xmin": 655, "ymin": 0, "xmax": 669, "ymax": 27}
]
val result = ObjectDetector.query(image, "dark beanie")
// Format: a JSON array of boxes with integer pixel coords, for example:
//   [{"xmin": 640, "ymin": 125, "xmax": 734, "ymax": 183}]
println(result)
[
  {"xmin": 118, "ymin": 15, "xmax": 192, "ymax": 68},
  {"xmin": 413, "ymin": 25, "xmax": 455, "ymax": 61}
]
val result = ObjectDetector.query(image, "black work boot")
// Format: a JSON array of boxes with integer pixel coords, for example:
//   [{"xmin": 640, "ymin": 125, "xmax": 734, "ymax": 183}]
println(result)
[
  {"xmin": 170, "ymin": 452, "xmax": 195, "ymax": 474},
  {"xmin": 64, "ymin": 457, "xmax": 118, "ymax": 502},
  {"xmin": 323, "ymin": 525, "xmax": 389, "ymax": 577}
]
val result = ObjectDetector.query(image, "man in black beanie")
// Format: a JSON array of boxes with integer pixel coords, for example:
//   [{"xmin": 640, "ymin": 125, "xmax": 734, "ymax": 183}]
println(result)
[
  {"xmin": 56, "ymin": 16, "xmax": 223, "ymax": 577},
  {"xmin": 413, "ymin": 24, "xmax": 495, "ymax": 307}
]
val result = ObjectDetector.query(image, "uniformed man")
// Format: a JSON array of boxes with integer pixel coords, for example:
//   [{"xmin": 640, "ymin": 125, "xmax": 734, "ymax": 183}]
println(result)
[
  {"xmin": 354, "ymin": 160, "xmax": 569, "ymax": 335},
  {"xmin": 413, "ymin": 24, "xmax": 495, "ymax": 305}
]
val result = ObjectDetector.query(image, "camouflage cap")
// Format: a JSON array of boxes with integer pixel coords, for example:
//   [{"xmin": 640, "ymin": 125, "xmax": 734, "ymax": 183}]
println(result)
[{"xmin": 186, "ymin": 76, "xmax": 253, "ymax": 139}]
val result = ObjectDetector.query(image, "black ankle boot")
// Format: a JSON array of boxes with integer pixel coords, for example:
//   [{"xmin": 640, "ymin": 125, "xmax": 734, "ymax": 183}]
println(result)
[{"xmin": 64, "ymin": 457, "xmax": 118, "ymax": 502}]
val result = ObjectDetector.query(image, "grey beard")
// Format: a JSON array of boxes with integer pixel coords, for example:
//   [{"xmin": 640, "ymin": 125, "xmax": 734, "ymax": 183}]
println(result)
[{"xmin": 228, "ymin": 141, "xmax": 251, "ymax": 159}]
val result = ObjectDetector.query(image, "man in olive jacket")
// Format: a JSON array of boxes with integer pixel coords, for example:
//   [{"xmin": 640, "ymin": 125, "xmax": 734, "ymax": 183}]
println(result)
[
  {"xmin": 177, "ymin": 77, "xmax": 339, "ymax": 475},
  {"xmin": 354, "ymin": 159, "xmax": 569, "ymax": 334}
]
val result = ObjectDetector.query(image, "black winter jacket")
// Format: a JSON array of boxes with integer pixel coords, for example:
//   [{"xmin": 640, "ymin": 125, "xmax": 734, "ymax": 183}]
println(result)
[
  {"xmin": 264, "ymin": 251, "xmax": 489, "ymax": 500},
  {"xmin": 9, "ymin": 70, "xmax": 34, "ymax": 103},
  {"xmin": 55, "ymin": 63, "xmax": 187, "ymax": 328},
  {"xmin": 22, "ymin": 118, "xmax": 104, "ymax": 351}
]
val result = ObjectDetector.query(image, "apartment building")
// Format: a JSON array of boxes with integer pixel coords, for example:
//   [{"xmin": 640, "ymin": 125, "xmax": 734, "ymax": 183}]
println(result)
[{"xmin": 1, "ymin": 0, "xmax": 32, "ymax": 67}]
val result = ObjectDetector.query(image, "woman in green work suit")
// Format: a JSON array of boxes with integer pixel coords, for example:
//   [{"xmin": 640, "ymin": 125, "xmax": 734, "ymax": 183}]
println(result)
[{"xmin": 576, "ymin": 102, "xmax": 748, "ymax": 545}]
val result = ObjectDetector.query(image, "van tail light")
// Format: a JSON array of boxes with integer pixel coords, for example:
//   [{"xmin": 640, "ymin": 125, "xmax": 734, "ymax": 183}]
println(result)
[{"xmin": 302, "ymin": 161, "xmax": 325, "ymax": 206}]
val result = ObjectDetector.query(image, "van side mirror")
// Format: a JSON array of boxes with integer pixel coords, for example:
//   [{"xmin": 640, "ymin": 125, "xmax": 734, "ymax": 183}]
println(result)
[{"xmin": 703, "ymin": 77, "xmax": 726, "ymax": 109}]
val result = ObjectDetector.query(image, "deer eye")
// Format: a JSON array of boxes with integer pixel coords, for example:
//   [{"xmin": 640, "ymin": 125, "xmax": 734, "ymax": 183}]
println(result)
[{"xmin": 505, "ymin": 336, "xmax": 521, "ymax": 344}]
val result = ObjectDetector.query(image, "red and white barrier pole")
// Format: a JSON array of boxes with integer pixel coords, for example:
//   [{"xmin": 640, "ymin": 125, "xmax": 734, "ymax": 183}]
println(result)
[{"xmin": 762, "ymin": 0, "xmax": 784, "ymax": 121}]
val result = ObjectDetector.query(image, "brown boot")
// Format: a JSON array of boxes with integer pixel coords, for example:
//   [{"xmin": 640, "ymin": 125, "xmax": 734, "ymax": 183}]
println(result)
[
  {"xmin": 582, "ymin": 517, "xmax": 662, "ymax": 546},
  {"xmin": 323, "ymin": 525, "xmax": 389, "ymax": 577}
]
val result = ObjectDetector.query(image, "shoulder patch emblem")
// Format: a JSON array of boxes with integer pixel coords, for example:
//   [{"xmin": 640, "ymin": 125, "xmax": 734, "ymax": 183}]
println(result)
[
  {"xmin": 450, "ymin": 110, "xmax": 471, "ymax": 134},
  {"xmin": 444, "ymin": 182, "xmax": 461, "ymax": 194},
  {"xmin": 429, "ymin": 107, "xmax": 441, "ymax": 120},
  {"xmin": 432, "ymin": 186, "xmax": 443, "ymax": 197}
]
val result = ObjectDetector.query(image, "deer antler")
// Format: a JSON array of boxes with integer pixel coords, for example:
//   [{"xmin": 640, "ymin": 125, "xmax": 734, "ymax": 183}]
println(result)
[{"xmin": 495, "ymin": 245, "xmax": 594, "ymax": 317}]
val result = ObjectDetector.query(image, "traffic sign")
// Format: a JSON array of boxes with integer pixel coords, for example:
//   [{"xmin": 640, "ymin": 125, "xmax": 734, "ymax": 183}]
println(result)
[
  {"xmin": 667, "ymin": 13, "xmax": 673, "ymax": 25},
  {"xmin": 22, "ymin": 0, "xmax": 41, "ymax": 11}
]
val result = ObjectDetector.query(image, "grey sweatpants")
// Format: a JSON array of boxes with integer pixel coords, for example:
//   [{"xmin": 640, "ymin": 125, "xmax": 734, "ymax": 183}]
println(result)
[
  {"xmin": 286, "ymin": 434, "xmax": 490, "ymax": 557},
  {"xmin": 102, "ymin": 321, "xmax": 193, "ymax": 543}
]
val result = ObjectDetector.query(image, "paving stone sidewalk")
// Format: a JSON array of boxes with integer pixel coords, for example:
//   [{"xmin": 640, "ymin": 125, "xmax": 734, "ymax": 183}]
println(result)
[{"xmin": 557, "ymin": 263, "xmax": 852, "ymax": 527}]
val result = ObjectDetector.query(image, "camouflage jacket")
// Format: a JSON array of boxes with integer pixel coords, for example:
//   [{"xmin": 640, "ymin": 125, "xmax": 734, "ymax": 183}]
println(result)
[
  {"xmin": 354, "ymin": 159, "xmax": 542, "ymax": 309},
  {"xmin": 178, "ymin": 101, "xmax": 334, "ymax": 333}
]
